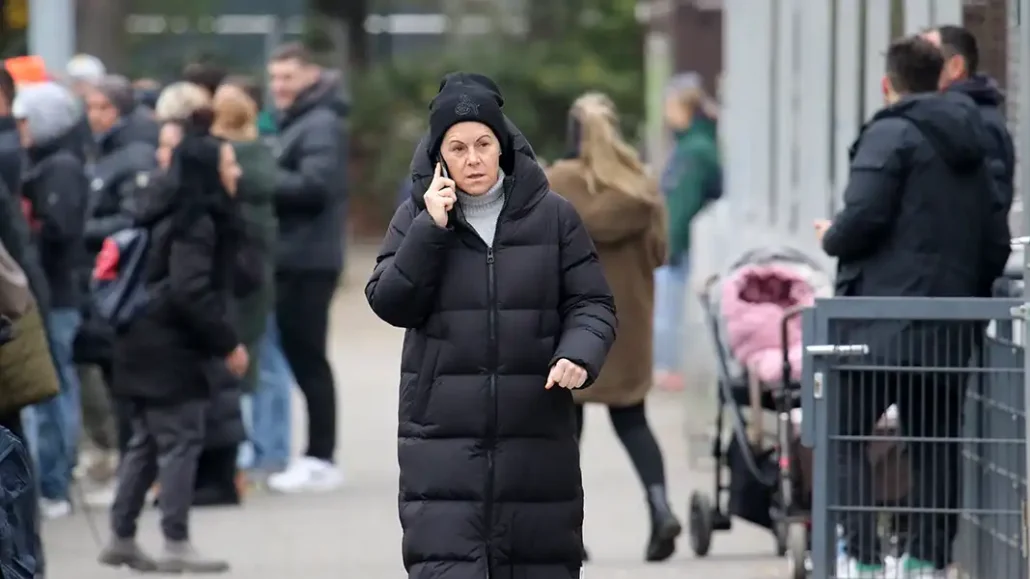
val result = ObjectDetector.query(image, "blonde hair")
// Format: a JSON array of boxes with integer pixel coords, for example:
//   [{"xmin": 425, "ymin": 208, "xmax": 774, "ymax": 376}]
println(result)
[
  {"xmin": 212, "ymin": 84, "xmax": 258, "ymax": 141},
  {"xmin": 154, "ymin": 81, "xmax": 211, "ymax": 122},
  {"xmin": 570, "ymin": 92, "xmax": 655, "ymax": 201}
]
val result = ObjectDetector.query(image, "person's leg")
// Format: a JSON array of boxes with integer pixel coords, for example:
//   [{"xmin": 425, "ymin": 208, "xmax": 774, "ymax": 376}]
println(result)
[
  {"xmin": 100, "ymin": 401, "xmax": 159, "ymax": 571},
  {"xmin": 33, "ymin": 308, "xmax": 82, "ymax": 510},
  {"xmin": 150, "ymin": 398, "xmax": 228, "ymax": 573},
  {"xmin": 609, "ymin": 402, "xmax": 681, "ymax": 562},
  {"xmin": 652, "ymin": 263, "xmax": 688, "ymax": 390},
  {"xmin": 269, "ymin": 273, "xmax": 342, "ymax": 493},
  {"xmin": 49, "ymin": 308, "xmax": 83, "ymax": 469},
  {"xmin": 193, "ymin": 446, "xmax": 241, "ymax": 507},
  {"xmin": 276, "ymin": 273, "xmax": 337, "ymax": 461},
  {"xmin": 250, "ymin": 314, "xmax": 294, "ymax": 473},
  {"xmin": 900, "ymin": 371, "xmax": 967, "ymax": 571},
  {"xmin": 836, "ymin": 370, "xmax": 891, "ymax": 574}
]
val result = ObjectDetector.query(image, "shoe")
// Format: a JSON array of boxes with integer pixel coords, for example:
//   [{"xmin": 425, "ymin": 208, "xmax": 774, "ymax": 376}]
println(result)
[
  {"xmin": 836, "ymin": 554, "xmax": 884, "ymax": 578},
  {"xmin": 644, "ymin": 485, "xmax": 682, "ymax": 562},
  {"xmin": 82, "ymin": 483, "xmax": 117, "ymax": 509},
  {"xmin": 39, "ymin": 498, "xmax": 72, "ymax": 520},
  {"xmin": 97, "ymin": 537, "xmax": 157, "ymax": 571},
  {"xmin": 886, "ymin": 554, "xmax": 945, "ymax": 578},
  {"xmin": 267, "ymin": 456, "xmax": 344, "ymax": 494},
  {"xmin": 154, "ymin": 540, "xmax": 230, "ymax": 573}
]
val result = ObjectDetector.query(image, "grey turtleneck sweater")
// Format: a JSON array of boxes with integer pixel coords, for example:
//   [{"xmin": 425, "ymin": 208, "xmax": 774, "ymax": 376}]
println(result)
[{"xmin": 457, "ymin": 170, "xmax": 505, "ymax": 246}]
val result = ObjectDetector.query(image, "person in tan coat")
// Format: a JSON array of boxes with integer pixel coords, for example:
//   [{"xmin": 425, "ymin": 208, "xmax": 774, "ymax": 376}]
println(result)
[{"xmin": 547, "ymin": 92, "xmax": 680, "ymax": 563}]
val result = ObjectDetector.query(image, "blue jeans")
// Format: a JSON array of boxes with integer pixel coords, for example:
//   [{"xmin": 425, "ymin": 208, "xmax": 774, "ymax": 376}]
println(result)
[
  {"xmin": 23, "ymin": 308, "xmax": 82, "ymax": 501},
  {"xmin": 240, "ymin": 315, "xmax": 294, "ymax": 472},
  {"xmin": 653, "ymin": 263, "xmax": 689, "ymax": 374}
]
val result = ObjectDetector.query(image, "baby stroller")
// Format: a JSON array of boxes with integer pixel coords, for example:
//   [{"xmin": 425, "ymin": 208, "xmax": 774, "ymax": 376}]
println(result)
[{"xmin": 688, "ymin": 247, "xmax": 831, "ymax": 578}]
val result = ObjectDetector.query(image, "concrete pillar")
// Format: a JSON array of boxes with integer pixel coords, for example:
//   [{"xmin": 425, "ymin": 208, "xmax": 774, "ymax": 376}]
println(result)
[{"xmin": 28, "ymin": 0, "xmax": 75, "ymax": 73}]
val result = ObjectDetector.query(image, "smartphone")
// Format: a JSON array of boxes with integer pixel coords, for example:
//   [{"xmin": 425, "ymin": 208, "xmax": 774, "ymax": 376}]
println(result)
[{"xmin": 439, "ymin": 161, "xmax": 451, "ymax": 179}]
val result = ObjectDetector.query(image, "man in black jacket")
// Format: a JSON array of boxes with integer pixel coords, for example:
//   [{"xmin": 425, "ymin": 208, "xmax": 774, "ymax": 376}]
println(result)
[
  {"xmin": 924, "ymin": 25, "xmax": 1015, "ymax": 212},
  {"xmin": 13, "ymin": 82, "xmax": 91, "ymax": 520},
  {"xmin": 817, "ymin": 37, "xmax": 1010, "ymax": 578},
  {"xmin": 79, "ymin": 75, "xmax": 158, "ymax": 457},
  {"xmin": 265, "ymin": 43, "xmax": 348, "ymax": 493}
]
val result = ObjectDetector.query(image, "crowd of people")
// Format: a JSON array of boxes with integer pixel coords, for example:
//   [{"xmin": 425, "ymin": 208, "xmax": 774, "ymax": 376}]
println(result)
[
  {"xmin": 0, "ymin": 18, "xmax": 1009, "ymax": 579},
  {"xmin": 0, "ymin": 43, "xmax": 348, "ymax": 575}
]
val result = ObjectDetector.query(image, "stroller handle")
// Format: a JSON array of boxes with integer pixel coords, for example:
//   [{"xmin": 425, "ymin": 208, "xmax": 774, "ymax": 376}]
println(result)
[{"xmin": 780, "ymin": 304, "xmax": 808, "ymax": 383}]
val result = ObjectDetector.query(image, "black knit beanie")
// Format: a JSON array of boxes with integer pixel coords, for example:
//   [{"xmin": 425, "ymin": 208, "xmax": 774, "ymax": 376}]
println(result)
[{"xmin": 427, "ymin": 73, "xmax": 510, "ymax": 161}]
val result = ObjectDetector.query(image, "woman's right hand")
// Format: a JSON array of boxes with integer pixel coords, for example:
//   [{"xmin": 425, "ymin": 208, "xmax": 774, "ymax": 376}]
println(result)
[{"xmin": 424, "ymin": 162, "xmax": 457, "ymax": 228}]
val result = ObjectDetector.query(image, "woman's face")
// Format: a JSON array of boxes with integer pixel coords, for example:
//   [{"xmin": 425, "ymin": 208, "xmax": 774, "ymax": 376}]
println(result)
[
  {"xmin": 157, "ymin": 123, "xmax": 183, "ymax": 170},
  {"xmin": 663, "ymin": 96, "xmax": 692, "ymax": 131},
  {"xmin": 439, "ymin": 121, "xmax": 501, "ymax": 195},
  {"xmin": 219, "ymin": 143, "xmax": 242, "ymax": 196}
]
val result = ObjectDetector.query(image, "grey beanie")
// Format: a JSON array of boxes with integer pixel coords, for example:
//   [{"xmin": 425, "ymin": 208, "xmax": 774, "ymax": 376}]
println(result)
[
  {"xmin": 12, "ymin": 82, "xmax": 81, "ymax": 147},
  {"xmin": 91, "ymin": 75, "xmax": 135, "ymax": 116}
]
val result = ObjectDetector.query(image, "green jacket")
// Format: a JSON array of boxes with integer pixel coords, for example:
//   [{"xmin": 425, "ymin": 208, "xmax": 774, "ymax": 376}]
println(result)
[
  {"xmin": 664, "ymin": 117, "xmax": 720, "ymax": 260},
  {"xmin": 232, "ymin": 139, "xmax": 278, "ymax": 391}
]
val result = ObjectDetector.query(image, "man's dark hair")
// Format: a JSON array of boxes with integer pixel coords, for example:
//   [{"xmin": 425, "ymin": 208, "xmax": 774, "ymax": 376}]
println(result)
[
  {"xmin": 269, "ymin": 42, "xmax": 313, "ymax": 65},
  {"xmin": 885, "ymin": 36, "xmax": 945, "ymax": 94},
  {"xmin": 223, "ymin": 74, "xmax": 263, "ymax": 110},
  {"xmin": 936, "ymin": 25, "xmax": 979, "ymax": 76},
  {"xmin": 0, "ymin": 67, "xmax": 14, "ymax": 110},
  {"xmin": 182, "ymin": 60, "xmax": 227, "ymax": 97}
]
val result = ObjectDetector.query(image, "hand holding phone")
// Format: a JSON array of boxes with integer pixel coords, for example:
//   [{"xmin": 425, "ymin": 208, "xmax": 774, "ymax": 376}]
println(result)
[{"xmin": 424, "ymin": 162, "xmax": 457, "ymax": 228}]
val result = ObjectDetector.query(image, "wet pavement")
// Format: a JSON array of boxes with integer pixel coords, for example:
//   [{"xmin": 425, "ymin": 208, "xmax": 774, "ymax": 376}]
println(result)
[{"xmin": 44, "ymin": 245, "xmax": 785, "ymax": 578}]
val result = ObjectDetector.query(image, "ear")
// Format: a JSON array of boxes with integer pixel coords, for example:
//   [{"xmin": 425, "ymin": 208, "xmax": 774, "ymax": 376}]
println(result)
[{"xmin": 880, "ymin": 75, "xmax": 891, "ymax": 98}]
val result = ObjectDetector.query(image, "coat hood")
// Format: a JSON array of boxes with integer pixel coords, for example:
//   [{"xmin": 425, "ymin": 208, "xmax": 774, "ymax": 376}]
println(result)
[
  {"xmin": 279, "ymin": 69, "xmax": 349, "ymax": 128},
  {"xmin": 870, "ymin": 92, "xmax": 987, "ymax": 171},
  {"xmin": 947, "ymin": 74, "xmax": 1005, "ymax": 108},
  {"xmin": 408, "ymin": 116, "xmax": 545, "ymax": 216}
]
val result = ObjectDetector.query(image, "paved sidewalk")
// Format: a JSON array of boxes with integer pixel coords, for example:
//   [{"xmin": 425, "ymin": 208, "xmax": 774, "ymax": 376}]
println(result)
[{"xmin": 43, "ymin": 246, "xmax": 784, "ymax": 578}]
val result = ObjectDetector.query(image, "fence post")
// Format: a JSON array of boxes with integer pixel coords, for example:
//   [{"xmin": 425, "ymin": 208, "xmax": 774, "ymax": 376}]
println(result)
[{"xmin": 1020, "ymin": 0, "xmax": 1030, "ymax": 576}]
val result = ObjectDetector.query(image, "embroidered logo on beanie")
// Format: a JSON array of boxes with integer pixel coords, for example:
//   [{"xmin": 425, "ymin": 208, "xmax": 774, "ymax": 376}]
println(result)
[{"xmin": 455, "ymin": 94, "xmax": 479, "ymax": 117}]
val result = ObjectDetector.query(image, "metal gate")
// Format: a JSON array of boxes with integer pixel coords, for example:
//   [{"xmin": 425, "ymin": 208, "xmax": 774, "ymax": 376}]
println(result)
[{"xmin": 802, "ymin": 296, "xmax": 1028, "ymax": 578}]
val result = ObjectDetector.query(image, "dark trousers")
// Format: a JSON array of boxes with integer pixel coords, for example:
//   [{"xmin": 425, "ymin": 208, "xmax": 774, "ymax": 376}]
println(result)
[
  {"xmin": 835, "ymin": 369, "xmax": 966, "ymax": 567},
  {"xmin": 276, "ymin": 271, "xmax": 338, "ymax": 462},
  {"xmin": 573, "ymin": 402, "xmax": 667, "ymax": 489},
  {"xmin": 0, "ymin": 411, "xmax": 44, "ymax": 577},
  {"xmin": 98, "ymin": 361, "xmax": 132, "ymax": 456},
  {"xmin": 110, "ymin": 399, "xmax": 206, "ymax": 542}
]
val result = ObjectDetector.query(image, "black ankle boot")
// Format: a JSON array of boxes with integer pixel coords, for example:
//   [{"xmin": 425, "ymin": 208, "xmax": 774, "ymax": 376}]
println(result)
[{"xmin": 645, "ymin": 485, "xmax": 682, "ymax": 562}]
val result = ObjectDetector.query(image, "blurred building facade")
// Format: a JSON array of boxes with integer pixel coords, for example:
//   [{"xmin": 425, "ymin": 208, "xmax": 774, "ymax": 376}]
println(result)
[{"xmin": 657, "ymin": 0, "xmax": 1028, "ymax": 386}]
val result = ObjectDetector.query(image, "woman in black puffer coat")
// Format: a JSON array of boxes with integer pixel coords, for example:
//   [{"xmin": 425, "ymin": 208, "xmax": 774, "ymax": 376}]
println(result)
[{"xmin": 366, "ymin": 73, "xmax": 617, "ymax": 579}]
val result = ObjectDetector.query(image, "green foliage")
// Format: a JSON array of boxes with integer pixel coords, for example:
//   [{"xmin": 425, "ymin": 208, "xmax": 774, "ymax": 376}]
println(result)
[{"xmin": 350, "ymin": 0, "xmax": 645, "ymax": 222}]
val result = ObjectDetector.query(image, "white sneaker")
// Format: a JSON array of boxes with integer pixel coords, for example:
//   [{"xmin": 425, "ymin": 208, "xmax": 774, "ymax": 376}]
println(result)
[
  {"xmin": 267, "ymin": 457, "xmax": 344, "ymax": 494},
  {"xmin": 836, "ymin": 554, "xmax": 884, "ymax": 578},
  {"xmin": 40, "ymin": 498, "xmax": 72, "ymax": 519}
]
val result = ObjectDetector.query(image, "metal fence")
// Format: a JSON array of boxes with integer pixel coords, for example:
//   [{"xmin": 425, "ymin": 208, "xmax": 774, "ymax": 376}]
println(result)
[{"xmin": 803, "ymin": 296, "xmax": 1028, "ymax": 578}]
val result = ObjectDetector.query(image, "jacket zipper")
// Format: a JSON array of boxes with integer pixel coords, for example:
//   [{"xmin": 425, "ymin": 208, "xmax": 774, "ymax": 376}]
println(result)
[{"xmin": 484, "ymin": 245, "xmax": 498, "ymax": 579}]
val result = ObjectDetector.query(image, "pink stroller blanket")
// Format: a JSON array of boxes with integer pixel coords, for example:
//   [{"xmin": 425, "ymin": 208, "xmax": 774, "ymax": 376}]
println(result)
[{"xmin": 720, "ymin": 263, "xmax": 816, "ymax": 383}]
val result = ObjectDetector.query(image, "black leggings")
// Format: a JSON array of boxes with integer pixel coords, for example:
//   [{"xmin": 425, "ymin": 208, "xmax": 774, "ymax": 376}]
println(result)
[
  {"xmin": 574, "ymin": 402, "xmax": 667, "ymax": 489},
  {"xmin": 276, "ymin": 272, "xmax": 339, "ymax": 462}
]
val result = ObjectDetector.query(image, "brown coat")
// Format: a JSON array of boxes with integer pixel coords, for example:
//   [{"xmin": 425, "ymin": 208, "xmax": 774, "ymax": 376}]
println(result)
[{"xmin": 547, "ymin": 160, "xmax": 667, "ymax": 407}]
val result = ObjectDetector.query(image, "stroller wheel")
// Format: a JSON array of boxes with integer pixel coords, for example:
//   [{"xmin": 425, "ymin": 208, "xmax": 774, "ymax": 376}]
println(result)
[
  {"xmin": 688, "ymin": 491, "xmax": 714, "ymax": 557},
  {"xmin": 785, "ymin": 523, "xmax": 809, "ymax": 579}
]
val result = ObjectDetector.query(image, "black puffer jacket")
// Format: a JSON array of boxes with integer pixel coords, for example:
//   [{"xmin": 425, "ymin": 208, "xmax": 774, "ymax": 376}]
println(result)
[
  {"xmin": 274, "ymin": 70, "xmax": 349, "ymax": 273},
  {"xmin": 113, "ymin": 137, "xmax": 241, "ymax": 403},
  {"xmin": 366, "ymin": 125, "xmax": 616, "ymax": 579}
]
